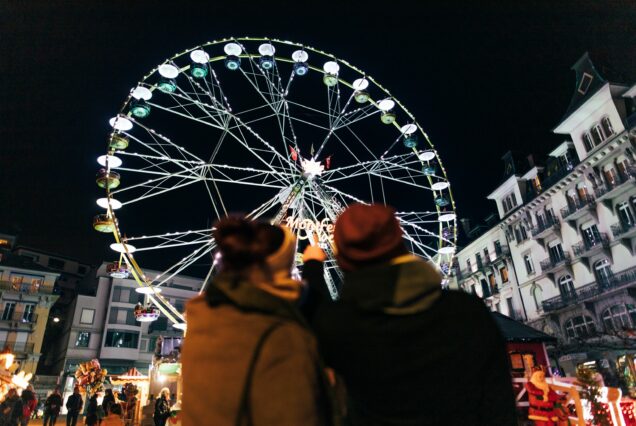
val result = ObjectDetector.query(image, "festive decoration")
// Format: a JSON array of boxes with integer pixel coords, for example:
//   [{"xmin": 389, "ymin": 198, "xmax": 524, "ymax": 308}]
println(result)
[
  {"xmin": 74, "ymin": 358, "xmax": 107, "ymax": 395},
  {"xmin": 526, "ymin": 368, "xmax": 569, "ymax": 425},
  {"xmin": 576, "ymin": 365, "xmax": 611, "ymax": 426},
  {"xmin": 134, "ymin": 303, "xmax": 160, "ymax": 322},
  {"xmin": 621, "ymin": 400, "xmax": 636, "ymax": 426}
]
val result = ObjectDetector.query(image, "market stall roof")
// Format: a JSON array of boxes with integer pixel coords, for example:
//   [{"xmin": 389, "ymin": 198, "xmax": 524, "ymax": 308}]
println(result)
[
  {"xmin": 492, "ymin": 312, "xmax": 557, "ymax": 343},
  {"xmin": 110, "ymin": 367, "xmax": 148, "ymax": 383}
]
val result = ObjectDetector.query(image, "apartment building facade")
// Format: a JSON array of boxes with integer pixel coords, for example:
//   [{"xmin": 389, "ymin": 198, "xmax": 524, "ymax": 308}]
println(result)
[
  {"xmin": 454, "ymin": 53, "xmax": 636, "ymax": 377},
  {"xmin": 49, "ymin": 262, "xmax": 201, "ymax": 377},
  {"xmin": 0, "ymin": 233, "xmax": 60, "ymax": 374}
]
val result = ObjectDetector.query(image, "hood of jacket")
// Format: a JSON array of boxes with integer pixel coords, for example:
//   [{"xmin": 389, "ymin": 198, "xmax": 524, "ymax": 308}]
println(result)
[
  {"xmin": 340, "ymin": 255, "xmax": 442, "ymax": 315},
  {"xmin": 204, "ymin": 271, "xmax": 307, "ymax": 325}
]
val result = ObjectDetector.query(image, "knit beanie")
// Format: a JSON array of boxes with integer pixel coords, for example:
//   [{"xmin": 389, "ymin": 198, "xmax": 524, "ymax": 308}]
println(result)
[
  {"xmin": 334, "ymin": 203, "xmax": 408, "ymax": 271},
  {"xmin": 254, "ymin": 225, "xmax": 301, "ymax": 301}
]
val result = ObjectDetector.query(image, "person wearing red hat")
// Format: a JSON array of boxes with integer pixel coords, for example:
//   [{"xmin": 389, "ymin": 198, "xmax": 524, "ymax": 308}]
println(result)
[{"xmin": 303, "ymin": 203, "xmax": 516, "ymax": 425}]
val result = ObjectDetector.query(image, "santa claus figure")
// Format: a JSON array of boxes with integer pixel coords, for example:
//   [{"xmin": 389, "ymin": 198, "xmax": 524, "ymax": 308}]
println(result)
[{"xmin": 526, "ymin": 367, "xmax": 569, "ymax": 426}]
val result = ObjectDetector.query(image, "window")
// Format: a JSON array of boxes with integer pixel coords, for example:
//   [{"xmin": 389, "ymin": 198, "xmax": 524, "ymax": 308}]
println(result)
[
  {"xmin": 140, "ymin": 339, "xmax": 148, "ymax": 352},
  {"xmin": 475, "ymin": 253, "xmax": 483, "ymax": 268},
  {"xmin": 22, "ymin": 304, "xmax": 35, "ymax": 322},
  {"xmin": 149, "ymin": 317, "xmax": 168, "ymax": 333},
  {"xmin": 548, "ymin": 242, "xmax": 565, "ymax": 263},
  {"xmin": 80, "ymin": 308, "xmax": 95, "ymax": 325},
  {"xmin": 483, "ymin": 248, "xmax": 490, "ymax": 263},
  {"xmin": 2, "ymin": 302, "xmax": 16, "ymax": 321},
  {"xmin": 627, "ymin": 304, "xmax": 636, "ymax": 327},
  {"xmin": 481, "ymin": 279, "xmax": 490, "ymax": 298},
  {"xmin": 591, "ymin": 124, "xmax": 605, "ymax": 145},
  {"xmin": 594, "ymin": 259, "xmax": 613, "ymax": 285},
  {"xmin": 494, "ymin": 240, "xmax": 502, "ymax": 255},
  {"xmin": 558, "ymin": 275, "xmax": 575, "ymax": 300},
  {"xmin": 583, "ymin": 132, "xmax": 595, "ymax": 152},
  {"xmin": 604, "ymin": 167, "xmax": 618, "ymax": 186},
  {"xmin": 109, "ymin": 308, "xmax": 136, "ymax": 325},
  {"xmin": 75, "ymin": 332, "xmax": 91, "ymax": 348},
  {"xmin": 602, "ymin": 305, "xmax": 631, "ymax": 331},
  {"xmin": 601, "ymin": 117, "xmax": 614, "ymax": 138},
  {"xmin": 104, "ymin": 330, "xmax": 139, "ymax": 349},
  {"xmin": 578, "ymin": 72, "xmax": 593, "ymax": 95},
  {"xmin": 617, "ymin": 202, "xmax": 635, "ymax": 226},
  {"xmin": 148, "ymin": 337, "xmax": 158, "ymax": 353},
  {"xmin": 524, "ymin": 254, "xmax": 535, "ymax": 275},
  {"xmin": 519, "ymin": 224, "xmax": 528, "ymax": 240},
  {"xmin": 581, "ymin": 223, "xmax": 602, "ymax": 248},
  {"xmin": 506, "ymin": 298, "xmax": 514, "ymax": 318},
  {"xmin": 564, "ymin": 315, "xmax": 596, "ymax": 339},
  {"xmin": 47, "ymin": 258, "xmax": 65, "ymax": 270},
  {"xmin": 531, "ymin": 285, "xmax": 542, "ymax": 311},
  {"xmin": 111, "ymin": 286, "xmax": 139, "ymax": 304},
  {"xmin": 466, "ymin": 259, "xmax": 472, "ymax": 271},
  {"xmin": 502, "ymin": 193, "xmax": 517, "ymax": 214},
  {"xmin": 499, "ymin": 266, "xmax": 509, "ymax": 283}
]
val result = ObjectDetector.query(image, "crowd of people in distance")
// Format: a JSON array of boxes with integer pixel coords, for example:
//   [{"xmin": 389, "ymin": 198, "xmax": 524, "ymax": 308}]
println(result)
[
  {"xmin": 181, "ymin": 203, "xmax": 518, "ymax": 425},
  {"xmin": 0, "ymin": 384, "xmax": 171, "ymax": 426}
]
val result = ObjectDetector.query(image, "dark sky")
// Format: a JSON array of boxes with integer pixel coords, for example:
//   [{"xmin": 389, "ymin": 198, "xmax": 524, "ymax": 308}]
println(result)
[{"xmin": 1, "ymin": 1, "xmax": 635, "ymax": 265}]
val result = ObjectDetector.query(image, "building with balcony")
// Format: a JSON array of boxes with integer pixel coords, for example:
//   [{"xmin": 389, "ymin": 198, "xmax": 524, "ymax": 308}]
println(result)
[
  {"xmin": 0, "ymin": 232, "xmax": 60, "ymax": 375},
  {"xmin": 452, "ymin": 217, "xmax": 527, "ymax": 321},
  {"xmin": 453, "ymin": 53, "xmax": 636, "ymax": 378},
  {"xmin": 47, "ymin": 262, "xmax": 202, "ymax": 377}
]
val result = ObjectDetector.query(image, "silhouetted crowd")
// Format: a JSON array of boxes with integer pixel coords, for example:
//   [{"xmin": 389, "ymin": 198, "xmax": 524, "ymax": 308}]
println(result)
[{"xmin": 181, "ymin": 203, "xmax": 517, "ymax": 425}]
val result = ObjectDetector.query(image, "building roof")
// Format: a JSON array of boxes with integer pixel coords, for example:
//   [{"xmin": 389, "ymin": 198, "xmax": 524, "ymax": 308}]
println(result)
[
  {"xmin": 0, "ymin": 250, "xmax": 60, "ymax": 275},
  {"xmin": 492, "ymin": 312, "xmax": 556, "ymax": 343}
]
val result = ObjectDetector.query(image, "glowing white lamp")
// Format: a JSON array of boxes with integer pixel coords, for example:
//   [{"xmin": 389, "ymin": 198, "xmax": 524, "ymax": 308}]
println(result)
[
  {"xmin": 131, "ymin": 86, "xmax": 152, "ymax": 101},
  {"xmin": 323, "ymin": 61, "xmax": 340, "ymax": 75},
  {"xmin": 135, "ymin": 286, "xmax": 162, "ymax": 294},
  {"xmin": 378, "ymin": 99, "xmax": 395, "ymax": 111},
  {"xmin": 109, "ymin": 116, "xmax": 133, "ymax": 131},
  {"xmin": 258, "ymin": 43, "xmax": 275, "ymax": 56},
  {"xmin": 438, "ymin": 213, "xmax": 457, "ymax": 222},
  {"xmin": 418, "ymin": 151, "xmax": 436, "ymax": 162},
  {"xmin": 224, "ymin": 42, "xmax": 242, "ymax": 56},
  {"xmin": 97, "ymin": 155, "xmax": 123, "ymax": 168},
  {"xmin": 190, "ymin": 49, "xmax": 209, "ymax": 64},
  {"xmin": 110, "ymin": 243, "xmax": 137, "ymax": 254},
  {"xmin": 431, "ymin": 182, "xmax": 449, "ymax": 191},
  {"xmin": 438, "ymin": 246, "xmax": 456, "ymax": 255},
  {"xmin": 352, "ymin": 78, "xmax": 369, "ymax": 90},
  {"xmin": 400, "ymin": 124, "xmax": 418, "ymax": 135},
  {"xmin": 96, "ymin": 198, "xmax": 123, "ymax": 210},
  {"xmin": 291, "ymin": 50, "xmax": 308, "ymax": 62},
  {"xmin": 158, "ymin": 64, "xmax": 179, "ymax": 79}
]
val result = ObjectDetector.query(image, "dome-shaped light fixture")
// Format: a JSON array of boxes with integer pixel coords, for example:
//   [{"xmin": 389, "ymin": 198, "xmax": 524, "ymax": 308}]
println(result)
[
  {"xmin": 158, "ymin": 64, "xmax": 179, "ymax": 79},
  {"xmin": 258, "ymin": 43, "xmax": 276, "ymax": 70},
  {"xmin": 189, "ymin": 49, "xmax": 210, "ymax": 78},
  {"xmin": 224, "ymin": 42, "xmax": 242, "ymax": 70},
  {"xmin": 400, "ymin": 124, "xmax": 417, "ymax": 135},
  {"xmin": 352, "ymin": 78, "xmax": 370, "ymax": 103},
  {"xmin": 135, "ymin": 286, "xmax": 162, "ymax": 295},
  {"xmin": 110, "ymin": 243, "xmax": 137, "ymax": 254},
  {"xmin": 431, "ymin": 181, "xmax": 450, "ymax": 191},
  {"xmin": 131, "ymin": 86, "xmax": 152, "ymax": 101},
  {"xmin": 97, "ymin": 155, "xmax": 123, "ymax": 168},
  {"xmin": 438, "ymin": 213, "xmax": 457, "ymax": 222},
  {"xmin": 291, "ymin": 50, "xmax": 309, "ymax": 76},
  {"xmin": 323, "ymin": 61, "xmax": 339, "ymax": 87},
  {"xmin": 109, "ymin": 116, "xmax": 133, "ymax": 131},
  {"xmin": 96, "ymin": 197, "xmax": 123, "ymax": 210},
  {"xmin": 438, "ymin": 246, "xmax": 455, "ymax": 255},
  {"xmin": 418, "ymin": 150, "xmax": 436, "ymax": 162}
]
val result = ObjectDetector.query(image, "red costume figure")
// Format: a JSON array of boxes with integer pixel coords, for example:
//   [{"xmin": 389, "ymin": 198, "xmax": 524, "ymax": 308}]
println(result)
[{"xmin": 526, "ymin": 368, "xmax": 569, "ymax": 426}]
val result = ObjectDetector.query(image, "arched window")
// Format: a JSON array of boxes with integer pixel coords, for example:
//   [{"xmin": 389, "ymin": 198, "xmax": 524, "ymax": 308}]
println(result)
[
  {"xmin": 602, "ymin": 305, "xmax": 630, "ymax": 331},
  {"xmin": 558, "ymin": 275, "xmax": 575, "ymax": 300},
  {"xmin": 601, "ymin": 116, "xmax": 614, "ymax": 138},
  {"xmin": 594, "ymin": 259, "xmax": 613, "ymax": 286},
  {"xmin": 583, "ymin": 132, "xmax": 595, "ymax": 152},
  {"xmin": 564, "ymin": 315, "xmax": 596, "ymax": 339},
  {"xmin": 591, "ymin": 124, "xmax": 605, "ymax": 145}
]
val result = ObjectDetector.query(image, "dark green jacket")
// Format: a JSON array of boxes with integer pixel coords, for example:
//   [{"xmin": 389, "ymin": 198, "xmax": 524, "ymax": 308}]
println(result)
[{"xmin": 304, "ymin": 258, "xmax": 517, "ymax": 426}]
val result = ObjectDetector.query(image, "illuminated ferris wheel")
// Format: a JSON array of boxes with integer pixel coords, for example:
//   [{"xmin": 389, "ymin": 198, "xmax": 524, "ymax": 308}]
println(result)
[{"xmin": 93, "ymin": 37, "xmax": 457, "ymax": 328}]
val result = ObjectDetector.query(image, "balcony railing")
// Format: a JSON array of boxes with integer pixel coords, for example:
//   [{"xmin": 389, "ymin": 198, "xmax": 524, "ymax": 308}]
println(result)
[
  {"xmin": 539, "ymin": 252, "xmax": 571, "ymax": 274},
  {"xmin": 611, "ymin": 221, "xmax": 636, "ymax": 238},
  {"xmin": 572, "ymin": 233, "xmax": 609, "ymax": 257},
  {"xmin": 0, "ymin": 280, "xmax": 53, "ymax": 295},
  {"xmin": 542, "ymin": 265, "xmax": 636, "ymax": 312},
  {"xmin": 560, "ymin": 196, "xmax": 596, "ymax": 220},
  {"xmin": 594, "ymin": 173, "xmax": 634, "ymax": 200},
  {"xmin": 0, "ymin": 311, "xmax": 38, "ymax": 325},
  {"xmin": 531, "ymin": 216, "xmax": 560, "ymax": 238},
  {"xmin": 0, "ymin": 341, "xmax": 35, "ymax": 354}
]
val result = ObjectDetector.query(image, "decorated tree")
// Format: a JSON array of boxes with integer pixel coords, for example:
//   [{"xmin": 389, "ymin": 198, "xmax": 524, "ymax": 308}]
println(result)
[{"xmin": 576, "ymin": 365, "xmax": 610, "ymax": 426}]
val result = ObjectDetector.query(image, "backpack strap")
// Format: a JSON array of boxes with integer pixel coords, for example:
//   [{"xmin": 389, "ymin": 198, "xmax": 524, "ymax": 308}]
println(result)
[{"xmin": 235, "ymin": 321, "xmax": 283, "ymax": 426}]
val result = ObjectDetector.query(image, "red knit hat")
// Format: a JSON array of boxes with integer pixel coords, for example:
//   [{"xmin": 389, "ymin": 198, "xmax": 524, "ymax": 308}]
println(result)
[{"xmin": 334, "ymin": 203, "xmax": 408, "ymax": 271}]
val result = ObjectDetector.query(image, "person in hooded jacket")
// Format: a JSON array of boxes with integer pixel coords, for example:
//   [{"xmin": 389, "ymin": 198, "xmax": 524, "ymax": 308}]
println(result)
[
  {"xmin": 0, "ymin": 388, "xmax": 23, "ymax": 426},
  {"xmin": 43, "ymin": 387, "xmax": 63, "ymax": 426},
  {"xmin": 181, "ymin": 217, "xmax": 336, "ymax": 426},
  {"xmin": 302, "ymin": 203, "xmax": 517, "ymax": 426}
]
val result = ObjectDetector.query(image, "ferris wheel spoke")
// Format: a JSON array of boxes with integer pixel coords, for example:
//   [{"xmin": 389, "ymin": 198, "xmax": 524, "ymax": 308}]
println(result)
[
  {"xmin": 151, "ymin": 240, "xmax": 217, "ymax": 288},
  {"xmin": 321, "ymin": 153, "xmax": 417, "ymax": 183}
]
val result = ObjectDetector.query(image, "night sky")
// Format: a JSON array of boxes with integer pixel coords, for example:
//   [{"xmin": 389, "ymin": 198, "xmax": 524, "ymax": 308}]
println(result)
[{"xmin": 1, "ymin": 1, "xmax": 635, "ymax": 266}]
